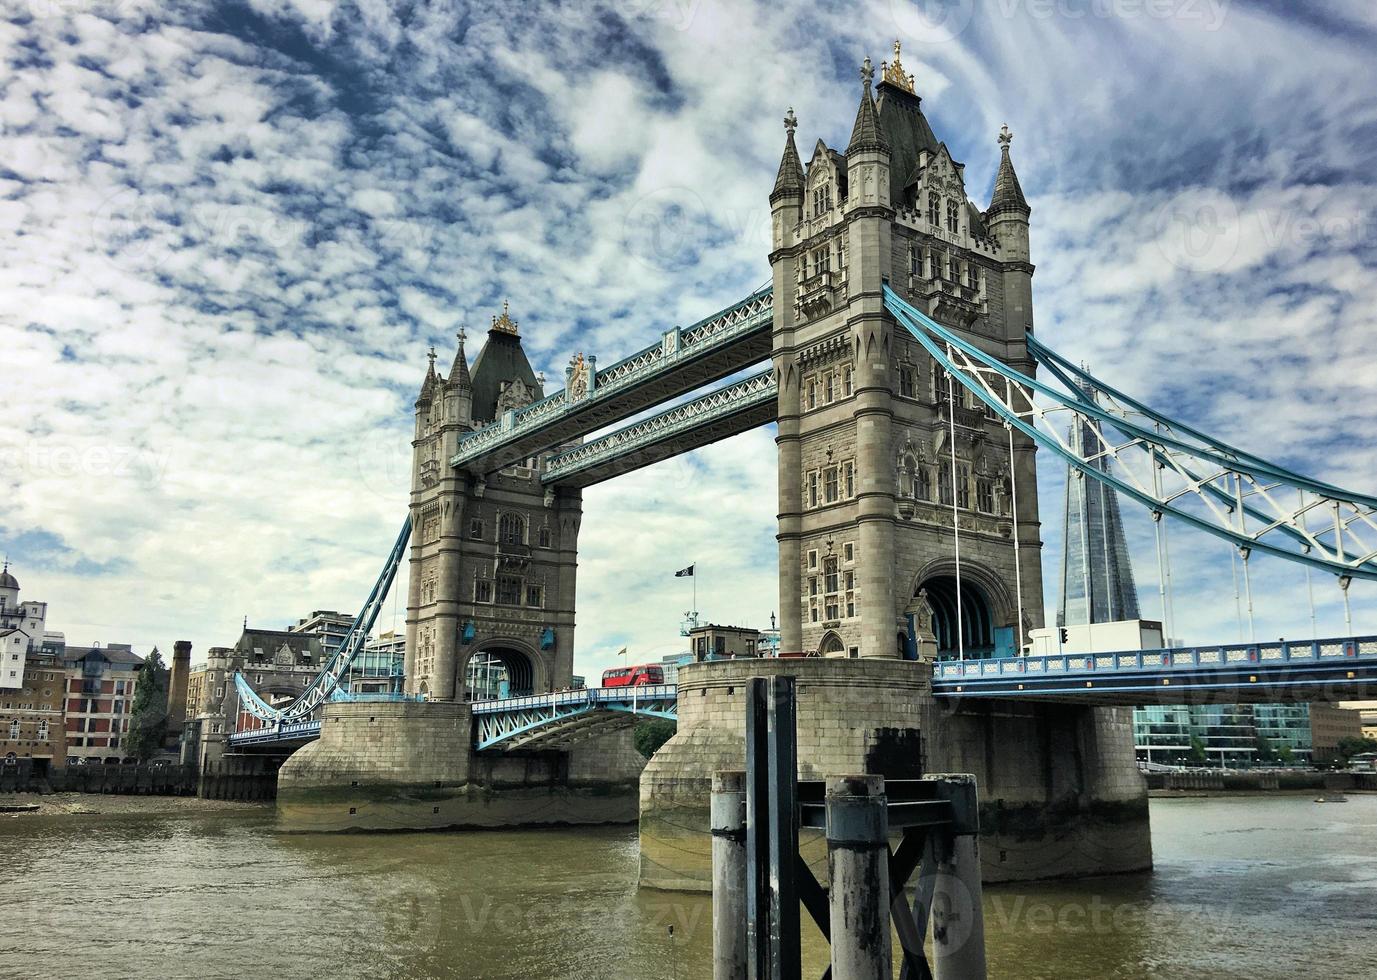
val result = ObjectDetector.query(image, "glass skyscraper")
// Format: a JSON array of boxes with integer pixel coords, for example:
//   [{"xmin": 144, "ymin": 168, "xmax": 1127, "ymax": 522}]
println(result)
[{"xmin": 1057, "ymin": 385, "xmax": 1141, "ymax": 628}]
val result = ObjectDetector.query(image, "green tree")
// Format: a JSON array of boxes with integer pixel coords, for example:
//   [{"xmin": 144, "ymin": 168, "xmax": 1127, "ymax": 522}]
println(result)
[
  {"xmin": 1334, "ymin": 735, "xmax": 1377, "ymax": 765},
  {"xmin": 1253, "ymin": 736, "xmax": 1277, "ymax": 764},
  {"xmin": 1277, "ymin": 745, "xmax": 1294, "ymax": 765},
  {"xmin": 633, "ymin": 720, "xmax": 677, "ymax": 760},
  {"xmin": 124, "ymin": 648, "xmax": 169, "ymax": 762},
  {"xmin": 1188, "ymin": 735, "xmax": 1208, "ymax": 764}
]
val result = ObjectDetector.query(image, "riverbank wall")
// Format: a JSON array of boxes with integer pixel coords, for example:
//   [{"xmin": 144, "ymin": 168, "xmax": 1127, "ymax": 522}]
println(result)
[
  {"xmin": 1146, "ymin": 770, "xmax": 1377, "ymax": 794},
  {"xmin": 276, "ymin": 700, "xmax": 646, "ymax": 831},
  {"xmin": 0, "ymin": 760, "xmax": 198, "ymax": 796}
]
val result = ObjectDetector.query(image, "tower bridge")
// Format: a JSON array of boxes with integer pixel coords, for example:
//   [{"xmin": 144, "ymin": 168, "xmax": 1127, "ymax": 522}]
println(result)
[{"xmin": 219, "ymin": 43, "xmax": 1376, "ymax": 889}]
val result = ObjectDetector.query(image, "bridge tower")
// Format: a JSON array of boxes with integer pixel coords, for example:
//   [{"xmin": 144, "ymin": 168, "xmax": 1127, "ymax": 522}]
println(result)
[
  {"xmin": 770, "ymin": 43, "xmax": 1045, "ymax": 660},
  {"xmin": 405, "ymin": 306, "xmax": 580, "ymax": 700}
]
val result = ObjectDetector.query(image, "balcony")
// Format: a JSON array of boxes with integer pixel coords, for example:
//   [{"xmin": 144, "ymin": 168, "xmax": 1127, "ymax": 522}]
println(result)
[
  {"xmin": 795, "ymin": 269, "xmax": 838, "ymax": 319},
  {"xmin": 914, "ymin": 276, "xmax": 985, "ymax": 327},
  {"xmin": 496, "ymin": 540, "xmax": 531, "ymax": 569}
]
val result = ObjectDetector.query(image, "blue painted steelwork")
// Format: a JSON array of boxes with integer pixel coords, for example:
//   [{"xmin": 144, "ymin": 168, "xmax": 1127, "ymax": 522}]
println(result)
[
  {"xmin": 932, "ymin": 634, "xmax": 1377, "ymax": 702},
  {"xmin": 540, "ymin": 370, "xmax": 777, "ymax": 484},
  {"xmin": 452, "ymin": 286, "xmax": 774, "ymax": 469},
  {"xmin": 883, "ymin": 286, "xmax": 1377, "ymax": 581},
  {"xmin": 226, "ymin": 720, "xmax": 322, "ymax": 747},
  {"xmin": 472, "ymin": 684, "xmax": 678, "ymax": 750},
  {"xmin": 234, "ymin": 517, "xmax": 412, "ymax": 725}
]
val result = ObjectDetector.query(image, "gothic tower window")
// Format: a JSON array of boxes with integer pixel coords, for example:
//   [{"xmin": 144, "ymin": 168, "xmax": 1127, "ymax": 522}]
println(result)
[
  {"xmin": 526, "ymin": 585, "xmax": 543, "ymax": 608},
  {"xmin": 842, "ymin": 366, "xmax": 854, "ymax": 397},
  {"xmin": 823, "ymin": 557, "xmax": 840, "ymax": 621},
  {"xmin": 926, "ymin": 191, "xmax": 940, "ymax": 226},
  {"xmin": 538, "ymin": 525, "xmax": 552, "ymax": 549},
  {"xmin": 956, "ymin": 464, "xmax": 971, "ymax": 509},
  {"xmin": 918, "ymin": 467, "xmax": 933, "ymax": 501},
  {"xmin": 499, "ymin": 513, "xmax": 526, "ymax": 546},
  {"xmin": 475, "ymin": 580, "xmax": 492, "ymax": 603},
  {"xmin": 844, "ymin": 571, "xmax": 856, "ymax": 618},
  {"xmin": 497, "ymin": 576, "xmax": 522, "ymax": 606},
  {"xmin": 939, "ymin": 466, "xmax": 953, "ymax": 506},
  {"xmin": 469, "ymin": 518, "xmax": 483, "ymax": 540},
  {"xmin": 946, "ymin": 199, "xmax": 960, "ymax": 234},
  {"xmin": 809, "ymin": 472, "xmax": 820, "ymax": 508},
  {"xmin": 899, "ymin": 365, "xmax": 917, "ymax": 399},
  {"xmin": 843, "ymin": 461, "xmax": 855, "ymax": 497},
  {"xmin": 824, "ymin": 466, "xmax": 839, "ymax": 503},
  {"xmin": 824, "ymin": 373, "xmax": 835, "ymax": 403},
  {"xmin": 976, "ymin": 478, "xmax": 994, "ymax": 514}
]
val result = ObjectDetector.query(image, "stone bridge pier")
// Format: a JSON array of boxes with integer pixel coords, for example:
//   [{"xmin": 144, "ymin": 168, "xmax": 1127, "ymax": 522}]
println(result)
[{"xmin": 638, "ymin": 658, "xmax": 1150, "ymax": 890}]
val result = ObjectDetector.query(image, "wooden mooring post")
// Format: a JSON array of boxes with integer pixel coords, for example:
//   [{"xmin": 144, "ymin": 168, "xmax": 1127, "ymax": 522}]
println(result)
[{"xmin": 710, "ymin": 675, "xmax": 987, "ymax": 980}]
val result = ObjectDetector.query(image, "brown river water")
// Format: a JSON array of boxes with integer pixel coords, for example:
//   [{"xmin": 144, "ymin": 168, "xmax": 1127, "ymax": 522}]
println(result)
[{"xmin": 2, "ymin": 794, "xmax": 1376, "ymax": 979}]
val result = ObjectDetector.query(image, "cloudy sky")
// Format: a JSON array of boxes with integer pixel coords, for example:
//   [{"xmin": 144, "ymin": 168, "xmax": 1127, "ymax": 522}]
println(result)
[{"xmin": 2, "ymin": 0, "xmax": 1375, "ymax": 675}]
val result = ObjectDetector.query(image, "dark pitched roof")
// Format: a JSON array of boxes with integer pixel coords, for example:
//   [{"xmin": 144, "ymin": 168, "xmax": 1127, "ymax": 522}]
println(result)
[
  {"xmin": 469, "ymin": 327, "xmax": 544, "ymax": 425},
  {"xmin": 988, "ymin": 129, "xmax": 1030, "ymax": 217},
  {"xmin": 875, "ymin": 82, "xmax": 941, "ymax": 206}
]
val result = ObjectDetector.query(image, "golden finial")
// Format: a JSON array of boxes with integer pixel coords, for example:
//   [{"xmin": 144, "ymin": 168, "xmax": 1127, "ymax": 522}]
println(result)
[
  {"xmin": 491, "ymin": 299, "xmax": 519, "ymax": 335},
  {"xmin": 882, "ymin": 39, "xmax": 915, "ymax": 94}
]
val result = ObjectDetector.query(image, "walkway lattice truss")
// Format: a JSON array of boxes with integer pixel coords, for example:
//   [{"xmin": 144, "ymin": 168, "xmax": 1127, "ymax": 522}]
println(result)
[
  {"xmin": 453, "ymin": 286, "xmax": 773, "ymax": 467},
  {"xmin": 543, "ymin": 370, "xmax": 777, "ymax": 483},
  {"xmin": 884, "ymin": 287, "xmax": 1377, "ymax": 583}
]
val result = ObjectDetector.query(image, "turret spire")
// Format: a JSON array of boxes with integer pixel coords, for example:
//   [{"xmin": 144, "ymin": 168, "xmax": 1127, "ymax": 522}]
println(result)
[
  {"xmin": 449, "ymin": 327, "xmax": 472, "ymax": 389},
  {"xmin": 416, "ymin": 346, "xmax": 438, "ymax": 404},
  {"xmin": 770, "ymin": 107, "xmax": 804, "ymax": 203},
  {"xmin": 846, "ymin": 56, "xmax": 889, "ymax": 156},
  {"xmin": 988, "ymin": 124, "xmax": 1030, "ymax": 217}
]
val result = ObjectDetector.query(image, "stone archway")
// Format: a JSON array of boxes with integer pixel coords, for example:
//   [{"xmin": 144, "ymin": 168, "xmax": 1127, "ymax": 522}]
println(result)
[
  {"xmin": 818, "ymin": 631, "xmax": 846, "ymax": 658},
  {"xmin": 911, "ymin": 560, "xmax": 1012, "ymax": 661},
  {"xmin": 462, "ymin": 639, "xmax": 544, "ymax": 700}
]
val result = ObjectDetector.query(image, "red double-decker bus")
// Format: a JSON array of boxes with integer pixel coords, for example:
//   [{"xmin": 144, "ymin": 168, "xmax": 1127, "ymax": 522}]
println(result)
[{"xmin": 602, "ymin": 664, "xmax": 666, "ymax": 688}]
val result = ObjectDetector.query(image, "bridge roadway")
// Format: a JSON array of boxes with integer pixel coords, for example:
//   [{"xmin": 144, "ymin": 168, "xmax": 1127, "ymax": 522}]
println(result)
[
  {"xmin": 452, "ymin": 287, "xmax": 772, "ymax": 474},
  {"xmin": 227, "ymin": 635, "xmax": 1377, "ymax": 750}
]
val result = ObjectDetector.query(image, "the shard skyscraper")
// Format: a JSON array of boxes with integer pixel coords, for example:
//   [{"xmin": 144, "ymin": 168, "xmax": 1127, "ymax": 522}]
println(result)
[{"xmin": 1057, "ymin": 381, "xmax": 1141, "ymax": 627}]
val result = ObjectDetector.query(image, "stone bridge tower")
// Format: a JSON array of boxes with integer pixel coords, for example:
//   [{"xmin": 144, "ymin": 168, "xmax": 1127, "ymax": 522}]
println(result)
[
  {"xmin": 770, "ymin": 43, "xmax": 1045, "ymax": 661},
  {"xmin": 405, "ymin": 305, "xmax": 580, "ymax": 701}
]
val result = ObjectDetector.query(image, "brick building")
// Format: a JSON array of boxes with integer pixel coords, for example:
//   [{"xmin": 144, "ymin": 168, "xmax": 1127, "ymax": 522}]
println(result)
[
  {"xmin": 0, "ymin": 648, "xmax": 67, "ymax": 773},
  {"xmin": 61, "ymin": 644, "xmax": 144, "ymax": 764}
]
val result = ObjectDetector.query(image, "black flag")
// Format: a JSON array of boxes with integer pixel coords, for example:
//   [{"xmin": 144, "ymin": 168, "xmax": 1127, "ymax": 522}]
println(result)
[{"xmin": 674, "ymin": 564, "xmax": 695, "ymax": 577}]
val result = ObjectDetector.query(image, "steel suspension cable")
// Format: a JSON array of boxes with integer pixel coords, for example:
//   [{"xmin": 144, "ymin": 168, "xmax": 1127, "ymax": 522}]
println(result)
[
  {"xmin": 1006, "ymin": 378, "xmax": 1026, "ymax": 656},
  {"xmin": 947, "ymin": 359, "xmax": 964, "ymax": 661}
]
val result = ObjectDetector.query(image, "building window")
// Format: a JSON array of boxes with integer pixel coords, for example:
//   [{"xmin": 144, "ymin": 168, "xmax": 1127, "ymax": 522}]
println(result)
[
  {"xmin": 843, "ymin": 461, "xmax": 855, "ymax": 498},
  {"xmin": 824, "ymin": 373, "xmax": 835, "ymax": 403},
  {"xmin": 807, "ymin": 550, "xmax": 818, "ymax": 570},
  {"xmin": 8, "ymin": 720, "xmax": 18, "ymax": 739},
  {"xmin": 809, "ymin": 472, "xmax": 819, "ymax": 508},
  {"xmin": 469, "ymin": 518, "xmax": 483, "ymax": 540},
  {"xmin": 838, "ymin": 242, "xmax": 846, "ymax": 270},
  {"xmin": 497, "ymin": 576, "xmax": 522, "ymax": 606},
  {"xmin": 812, "ymin": 184, "xmax": 831, "ymax": 217},
  {"xmin": 842, "ymin": 367, "xmax": 853, "ymax": 397},
  {"xmin": 824, "ymin": 467, "xmax": 839, "ymax": 504},
  {"xmin": 956, "ymin": 464, "xmax": 971, "ymax": 509},
  {"xmin": 946, "ymin": 199, "xmax": 960, "ymax": 234},
  {"xmin": 806, "ymin": 377, "xmax": 817, "ymax": 410},
  {"xmin": 939, "ymin": 467, "xmax": 953, "ymax": 506},
  {"xmin": 926, "ymin": 191, "xmax": 940, "ymax": 226},
  {"xmin": 918, "ymin": 468, "xmax": 933, "ymax": 501},
  {"xmin": 823, "ymin": 558, "xmax": 840, "ymax": 622},
  {"xmin": 214, "ymin": 687, "xmax": 224, "ymax": 699},
  {"xmin": 538, "ymin": 526, "xmax": 552, "ymax": 549},
  {"xmin": 977, "ymin": 479, "xmax": 994, "ymax": 514},
  {"xmin": 526, "ymin": 586, "xmax": 543, "ymax": 608},
  {"xmin": 36, "ymin": 721, "xmax": 47, "ymax": 740},
  {"xmin": 211, "ymin": 723, "xmax": 222, "ymax": 735},
  {"xmin": 499, "ymin": 513, "xmax": 525, "ymax": 546},
  {"xmin": 909, "ymin": 245, "xmax": 920, "ymax": 276},
  {"xmin": 844, "ymin": 571, "xmax": 856, "ymax": 618},
  {"xmin": 475, "ymin": 580, "xmax": 492, "ymax": 603},
  {"xmin": 899, "ymin": 365, "xmax": 916, "ymax": 398},
  {"xmin": 946, "ymin": 254, "xmax": 957, "ymax": 281},
  {"xmin": 843, "ymin": 542, "xmax": 854, "ymax": 563}
]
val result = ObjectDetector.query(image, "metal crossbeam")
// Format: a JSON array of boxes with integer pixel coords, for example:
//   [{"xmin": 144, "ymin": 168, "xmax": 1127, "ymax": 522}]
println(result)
[
  {"xmin": 542, "ymin": 370, "xmax": 777, "ymax": 485},
  {"xmin": 884, "ymin": 286, "xmax": 1377, "ymax": 582},
  {"xmin": 234, "ymin": 517, "xmax": 412, "ymax": 725},
  {"xmin": 472, "ymin": 686, "xmax": 678, "ymax": 751},
  {"xmin": 452, "ymin": 286, "xmax": 773, "ymax": 470},
  {"xmin": 933, "ymin": 633, "xmax": 1377, "ymax": 703}
]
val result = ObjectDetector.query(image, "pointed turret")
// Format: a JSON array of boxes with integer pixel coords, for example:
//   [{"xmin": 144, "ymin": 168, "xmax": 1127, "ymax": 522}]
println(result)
[
  {"xmin": 415, "ymin": 347, "xmax": 438, "ymax": 406},
  {"xmin": 988, "ymin": 124, "xmax": 1030, "ymax": 218},
  {"xmin": 448, "ymin": 329, "xmax": 472, "ymax": 389},
  {"xmin": 846, "ymin": 56, "xmax": 889, "ymax": 157},
  {"xmin": 770, "ymin": 108, "xmax": 804, "ymax": 204}
]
